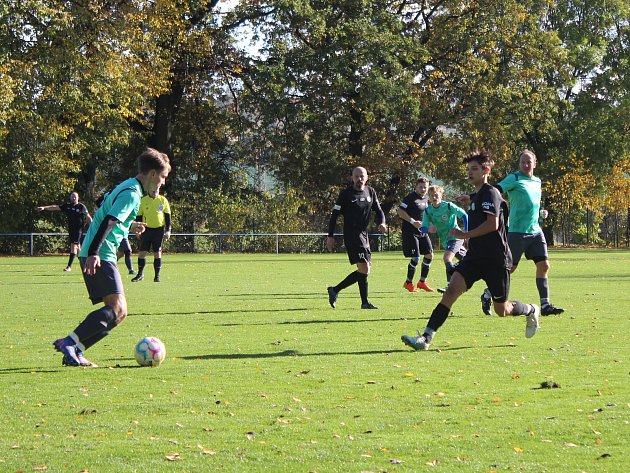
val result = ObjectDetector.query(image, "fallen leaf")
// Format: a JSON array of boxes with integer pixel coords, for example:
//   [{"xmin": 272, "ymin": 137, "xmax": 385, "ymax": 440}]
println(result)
[
  {"xmin": 201, "ymin": 449, "xmax": 215, "ymax": 455},
  {"xmin": 390, "ymin": 459, "xmax": 403, "ymax": 464},
  {"xmin": 34, "ymin": 467, "xmax": 47, "ymax": 471},
  {"xmin": 513, "ymin": 447, "xmax": 523, "ymax": 453},
  {"xmin": 563, "ymin": 442, "xmax": 579, "ymax": 447},
  {"xmin": 165, "ymin": 452, "xmax": 181, "ymax": 461}
]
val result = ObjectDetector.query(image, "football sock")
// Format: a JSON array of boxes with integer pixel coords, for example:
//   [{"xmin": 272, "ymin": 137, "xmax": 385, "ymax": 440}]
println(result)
[
  {"xmin": 419, "ymin": 257, "xmax": 432, "ymax": 282},
  {"xmin": 445, "ymin": 262, "xmax": 455, "ymax": 282},
  {"xmin": 137, "ymin": 257, "xmax": 146, "ymax": 275},
  {"xmin": 334, "ymin": 270, "xmax": 360, "ymax": 293},
  {"xmin": 426, "ymin": 303, "xmax": 450, "ymax": 333},
  {"xmin": 72, "ymin": 306, "xmax": 117, "ymax": 350},
  {"xmin": 67, "ymin": 252, "xmax": 76, "ymax": 268},
  {"xmin": 406, "ymin": 257, "xmax": 419, "ymax": 283},
  {"xmin": 356, "ymin": 272, "xmax": 368, "ymax": 304},
  {"xmin": 154, "ymin": 257, "xmax": 162, "ymax": 277},
  {"xmin": 423, "ymin": 327, "xmax": 436, "ymax": 343},
  {"xmin": 510, "ymin": 300, "xmax": 531, "ymax": 316},
  {"xmin": 124, "ymin": 250, "xmax": 134, "ymax": 272},
  {"xmin": 536, "ymin": 277, "xmax": 550, "ymax": 306}
]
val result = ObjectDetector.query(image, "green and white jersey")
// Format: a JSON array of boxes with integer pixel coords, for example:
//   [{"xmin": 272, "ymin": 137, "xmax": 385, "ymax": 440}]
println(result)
[
  {"xmin": 496, "ymin": 172, "xmax": 542, "ymax": 234},
  {"xmin": 80, "ymin": 177, "xmax": 143, "ymax": 263},
  {"xmin": 422, "ymin": 201, "xmax": 467, "ymax": 250}
]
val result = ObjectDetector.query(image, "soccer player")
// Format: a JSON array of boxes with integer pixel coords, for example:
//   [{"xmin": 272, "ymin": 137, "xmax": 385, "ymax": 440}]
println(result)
[
  {"xmin": 326, "ymin": 166, "xmax": 387, "ymax": 309},
  {"xmin": 36, "ymin": 192, "xmax": 92, "ymax": 272},
  {"xmin": 52, "ymin": 148, "xmax": 170, "ymax": 367},
  {"xmin": 421, "ymin": 185, "xmax": 468, "ymax": 292},
  {"xmin": 476, "ymin": 150, "xmax": 564, "ymax": 316},
  {"xmin": 401, "ymin": 150, "xmax": 540, "ymax": 351},
  {"xmin": 397, "ymin": 177, "xmax": 435, "ymax": 293},
  {"xmin": 131, "ymin": 189, "xmax": 171, "ymax": 283}
]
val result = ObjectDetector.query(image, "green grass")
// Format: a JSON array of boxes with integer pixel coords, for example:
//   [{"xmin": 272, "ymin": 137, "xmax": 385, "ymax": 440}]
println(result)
[{"xmin": 1, "ymin": 249, "xmax": 628, "ymax": 472}]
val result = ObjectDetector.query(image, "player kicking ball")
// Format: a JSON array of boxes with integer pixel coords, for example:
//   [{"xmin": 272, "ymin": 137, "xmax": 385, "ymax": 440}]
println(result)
[{"xmin": 401, "ymin": 150, "xmax": 540, "ymax": 351}]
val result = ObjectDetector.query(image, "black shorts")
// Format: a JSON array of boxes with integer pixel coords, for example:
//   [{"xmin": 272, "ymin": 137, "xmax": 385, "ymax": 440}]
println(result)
[
  {"xmin": 79, "ymin": 257, "xmax": 124, "ymax": 305},
  {"xmin": 344, "ymin": 232, "xmax": 371, "ymax": 265},
  {"xmin": 68, "ymin": 228, "xmax": 83, "ymax": 245},
  {"xmin": 402, "ymin": 230, "xmax": 433, "ymax": 258},
  {"xmin": 455, "ymin": 257, "xmax": 511, "ymax": 303},
  {"xmin": 508, "ymin": 231, "xmax": 548, "ymax": 266},
  {"xmin": 139, "ymin": 227, "xmax": 165, "ymax": 252}
]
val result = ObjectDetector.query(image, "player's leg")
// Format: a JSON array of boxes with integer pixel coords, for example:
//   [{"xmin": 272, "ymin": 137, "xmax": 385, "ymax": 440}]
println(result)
[
  {"xmin": 402, "ymin": 270, "xmax": 468, "ymax": 350},
  {"xmin": 65, "ymin": 232, "xmax": 81, "ymax": 271},
  {"xmin": 118, "ymin": 238, "xmax": 135, "ymax": 274},
  {"xmin": 416, "ymin": 235, "xmax": 434, "ymax": 292},
  {"xmin": 486, "ymin": 266, "xmax": 540, "ymax": 338},
  {"xmin": 152, "ymin": 229, "xmax": 165, "ymax": 282},
  {"xmin": 401, "ymin": 232, "xmax": 419, "ymax": 292},
  {"xmin": 133, "ymin": 230, "xmax": 152, "ymax": 281},
  {"xmin": 526, "ymin": 232, "xmax": 565, "ymax": 315},
  {"xmin": 356, "ymin": 260, "xmax": 377, "ymax": 309}
]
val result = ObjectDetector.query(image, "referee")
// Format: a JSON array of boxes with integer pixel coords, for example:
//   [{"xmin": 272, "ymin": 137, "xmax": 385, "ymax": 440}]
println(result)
[
  {"xmin": 131, "ymin": 190, "xmax": 171, "ymax": 282},
  {"xmin": 326, "ymin": 166, "xmax": 387, "ymax": 309}
]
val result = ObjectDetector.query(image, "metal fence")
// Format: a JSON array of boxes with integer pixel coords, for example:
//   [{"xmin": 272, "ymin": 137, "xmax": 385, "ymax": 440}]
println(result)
[{"xmin": 0, "ymin": 232, "xmax": 390, "ymax": 255}]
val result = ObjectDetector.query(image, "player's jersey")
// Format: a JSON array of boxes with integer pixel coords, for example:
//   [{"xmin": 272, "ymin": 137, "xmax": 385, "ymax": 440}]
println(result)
[
  {"xmin": 422, "ymin": 201, "xmax": 467, "ymax": 249},
  {"xmin": 399, "ymin": 192, "xmax": 429, "ymax": 235},
  {"xmin": 496, "ymin": 171, "xmax": 542, "ymax": 234},
  {"xmin": 60, "ymin": 203, "xmax": 89, "ymax": 231},
  {"xmin": 466, "ymin": 184, "xmax": 512, "ymax": 268},
  {"xmin": 136, "ymin": 194, "xmax": 171, "ymax": 228},
  {"xmin": 328, "ymin": 185, "xmax": 385, "ymax": 237},
  {"xmin": 79, "ymin": 177, "xmax": 143, "ymax": 263}
]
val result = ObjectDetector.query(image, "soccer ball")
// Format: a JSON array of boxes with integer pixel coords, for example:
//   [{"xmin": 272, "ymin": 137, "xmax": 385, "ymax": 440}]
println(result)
[{"xmin": 134, "ymin": 337, "xmax": 166, "ymax": 366}]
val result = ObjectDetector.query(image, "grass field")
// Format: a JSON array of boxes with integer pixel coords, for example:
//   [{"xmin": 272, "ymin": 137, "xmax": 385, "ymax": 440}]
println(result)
[{"xmin": 1, "ymin": 249, "xmax": 628, "ymax": 472}]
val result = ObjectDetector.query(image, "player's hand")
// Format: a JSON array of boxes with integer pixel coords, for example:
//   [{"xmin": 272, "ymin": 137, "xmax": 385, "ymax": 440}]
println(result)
[
  {"xmin": 164, "ymin": 231, "xmax": 171, "ymax": 240},
  {"xmin": 83, "ymin": 255, "xmax": 101, "ymax": 276},
  {"xmin": 377, "ymin": 223, "xmax": 387, "ymax": 233},
  {"xmin": 36, "ymin": 206, "xmax": 44, "ymax": 211},
  {"xmin": 455, "ymin": 194, "xmax": 471, "ymax": 206},
  {"xmin": 449, "ymin": 228, "xmax": 466, "ymax": 239},
  {"xmin": 132, "ymin": 222, "xmax": 146, "ymax": 236},
  {"xmin": 326, "ymin": 236, "xmax": 335, "ymax": 252},
  {"xmin": 539, "ymin": 209, "xmax": 548, "ymax": 219}
]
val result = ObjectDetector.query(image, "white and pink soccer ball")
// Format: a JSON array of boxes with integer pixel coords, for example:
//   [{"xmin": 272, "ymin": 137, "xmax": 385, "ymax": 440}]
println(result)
[{"xmin": 134, "ymin": 337, "xmax": 166, "ymax": 366}]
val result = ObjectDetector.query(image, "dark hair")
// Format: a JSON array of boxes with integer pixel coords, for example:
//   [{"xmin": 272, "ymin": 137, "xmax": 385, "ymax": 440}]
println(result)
[
  {"xmin": 462, "ymin": 150, "xmax": 494, "ymax": 169},
  {"xmin": 137, "ymin": 148, "xmax": 171, "ymax": 174},
  {"xmin": 417, "ymin": 177, "xmax": 430, "ymax": 184}
]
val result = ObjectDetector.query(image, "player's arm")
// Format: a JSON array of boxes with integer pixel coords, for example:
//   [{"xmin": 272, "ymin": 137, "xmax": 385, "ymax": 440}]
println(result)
[
  {"xmin": 326, "ymin": 198, "xmax": 343, "ymax": 252},
  {"xmin": 371, "ymin": 192, "xmax": 387, "ymax": 232},
  {"xmin": 36, "ymin": 204, "xmax": 60, "ymax": 212},
  {"xmin": 452, "ymin": 204, "xmax": 469, "ymax": 232},
  {"xmin": 450, "ymin": 213, "xmax": 498, "ymax": 240},
  {"xmin": 83, "ymin": 215, "xmax": 119, "ymax": 275},
  {"xmin": 397, "ymin": 205, "xmax": 420, "ymax": 229},
  {"xmin": 164, "ymin": 213, "xmax": 171, "ymax": 239}
]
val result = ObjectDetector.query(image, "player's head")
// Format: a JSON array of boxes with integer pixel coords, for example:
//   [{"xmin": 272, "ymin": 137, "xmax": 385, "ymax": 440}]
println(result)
[
  {"xmin": 69, "ymin": 192, "xmax": 79, "ymax": 204},
  {"xmin": 428, "ymin": 185, "xmax": 444, "ymax": 205},
  {"xmin": 463, "ymin": 150, "xmax": 494, "ymax": 186},
  {"xmin": 415, "ymin": 177, "xmax": 430, "ymax": 196},
  {"xmin": 137, "ymin": 148, "xmax": 170, "ymax": 195},
  {"xmin": 352, "ymin": 166, "xmax": 368, "ymax": 190},
  {"xmin": 518, "ymin": 149, "xmax": 537, "ymax": 176}
]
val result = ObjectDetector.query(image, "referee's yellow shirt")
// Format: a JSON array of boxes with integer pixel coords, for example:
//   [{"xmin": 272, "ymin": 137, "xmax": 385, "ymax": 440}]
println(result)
[{"xmin": 136, "ymin": 195, "xmax": 171, "ymax": 228}]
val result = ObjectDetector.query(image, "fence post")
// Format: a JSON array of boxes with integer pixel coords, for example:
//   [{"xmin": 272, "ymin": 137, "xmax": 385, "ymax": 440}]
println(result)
[
  {"xmin": 275, "ymin": 234, "xmax": 279, "ymax": 254},
  {"xmin": 30, "ymin": 233, "xmax": 34, "ymax": 256}
]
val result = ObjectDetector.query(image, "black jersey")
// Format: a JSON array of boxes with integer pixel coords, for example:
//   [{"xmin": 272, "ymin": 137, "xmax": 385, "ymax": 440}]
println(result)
[
  {"xmin": 328, "ymin": 185, "xmax": 385, "ymax": 237},
  {"xmin": 465, "ymin": 184, "xmax": 512, "ymax": 268},
  {"xmin": 60, "ymin": 203, "xmax": 89, "ymax": 232},
  {"xmin": 399, "ymin": 191, "xmax": 429, "ymax": 235}
]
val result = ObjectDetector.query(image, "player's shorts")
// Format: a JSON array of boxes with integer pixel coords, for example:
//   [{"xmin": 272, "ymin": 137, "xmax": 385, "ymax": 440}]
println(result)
[
  {"xmin": 68, "ymin": 228, "xmax": 82, "ymax": 245},
  {"xmin": 344, "ymin": 232, "xmax": 371, "ymax": 265},
  {"xmin": 454, "ymin": 257, "xmax": 510, "ymax": 303},
  {"xmin": 118, "ymin": 237, "xmax": 131, "ymax": 254},
  {"xmin": 138, "ymin": 227, "xmax": 165, "ymax": 252},
  {"xmin": 445, "ymin": 239, "xmax": 467, "ymax": 260},
  {"xmin": 508, "ymin": 231, "xmax": 548, "ymax": 266},
  {"xmin": 79, "ymin": 257, "xmax": 124, "ymax": 305},
  {"xmin": 402, "ymin": 230, "xmax": 433, "ymax": 258}
]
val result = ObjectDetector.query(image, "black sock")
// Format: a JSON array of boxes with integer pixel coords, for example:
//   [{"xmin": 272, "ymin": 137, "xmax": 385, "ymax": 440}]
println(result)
[
  {"xmin": 154, "ymin": 257, "xmax": 162, "ymax": 277},
  {"xmin": 125, "ymin": 251, "xmax": 133, "ymax": 271},
  {"xmin": 406, "ymin": 258, "xmax": 418, "ymax": 282},
  {"xmin": 137, "ymin": 257, "xmax": 146, "ymax": 275},
  {"xmin": 334, "ymin": 271, "xmax": 360, "ymax": 293},
  {"xmin": 536, "ymin": 277, "xmax": 550, "ymax": 306},
  {"xmin": 420, "ymin": 257, "xmax": 431, "ymax": 281},
  {"xmin": 357, "ymin": 272, "xmax": 368, "ymax": 304},
  {"xmin": 426, "ymin": 303, "xmax": 451, "ymax": 333},
  {"xmin": 445, "ymin": 262, "xmax": 455, "ymax": 282},
  {"xmin": 73, "ymin": 306, "xmax": 117, "ymax": 348},
  {"xmin": 67, "ymin": 253, "xmax": 76, "ymax": 268},
  {"xmin": 510, "ymin": 300, "xmax": 531, "ymax": 316}
]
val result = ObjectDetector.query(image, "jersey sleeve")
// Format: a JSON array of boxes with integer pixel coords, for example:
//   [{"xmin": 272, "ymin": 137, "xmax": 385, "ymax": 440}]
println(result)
[
  {"xmin": 327, "ymin": 191, "xmax": 344, "ymax": 236},
  {"xmin": 108, "ymin": 189, "xmax": 141, "ymax": 223},
  {"xmin": 162, "ymin": 196, "xmax": 171, "ymax": 214},
  {"xmin": 371, "ymin": 189, "xmax": 385, "ymax": 225},
  {"xmin": 496, "ymin": 173, "xmax": 516, "ymax": 193},
  {"xmin": 398, "ymin": 194, "xmax": 410, "ymax": 211},
  {"xmin": 481, "ymin": 186, "xmax": 503, "ymax": 217}
]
